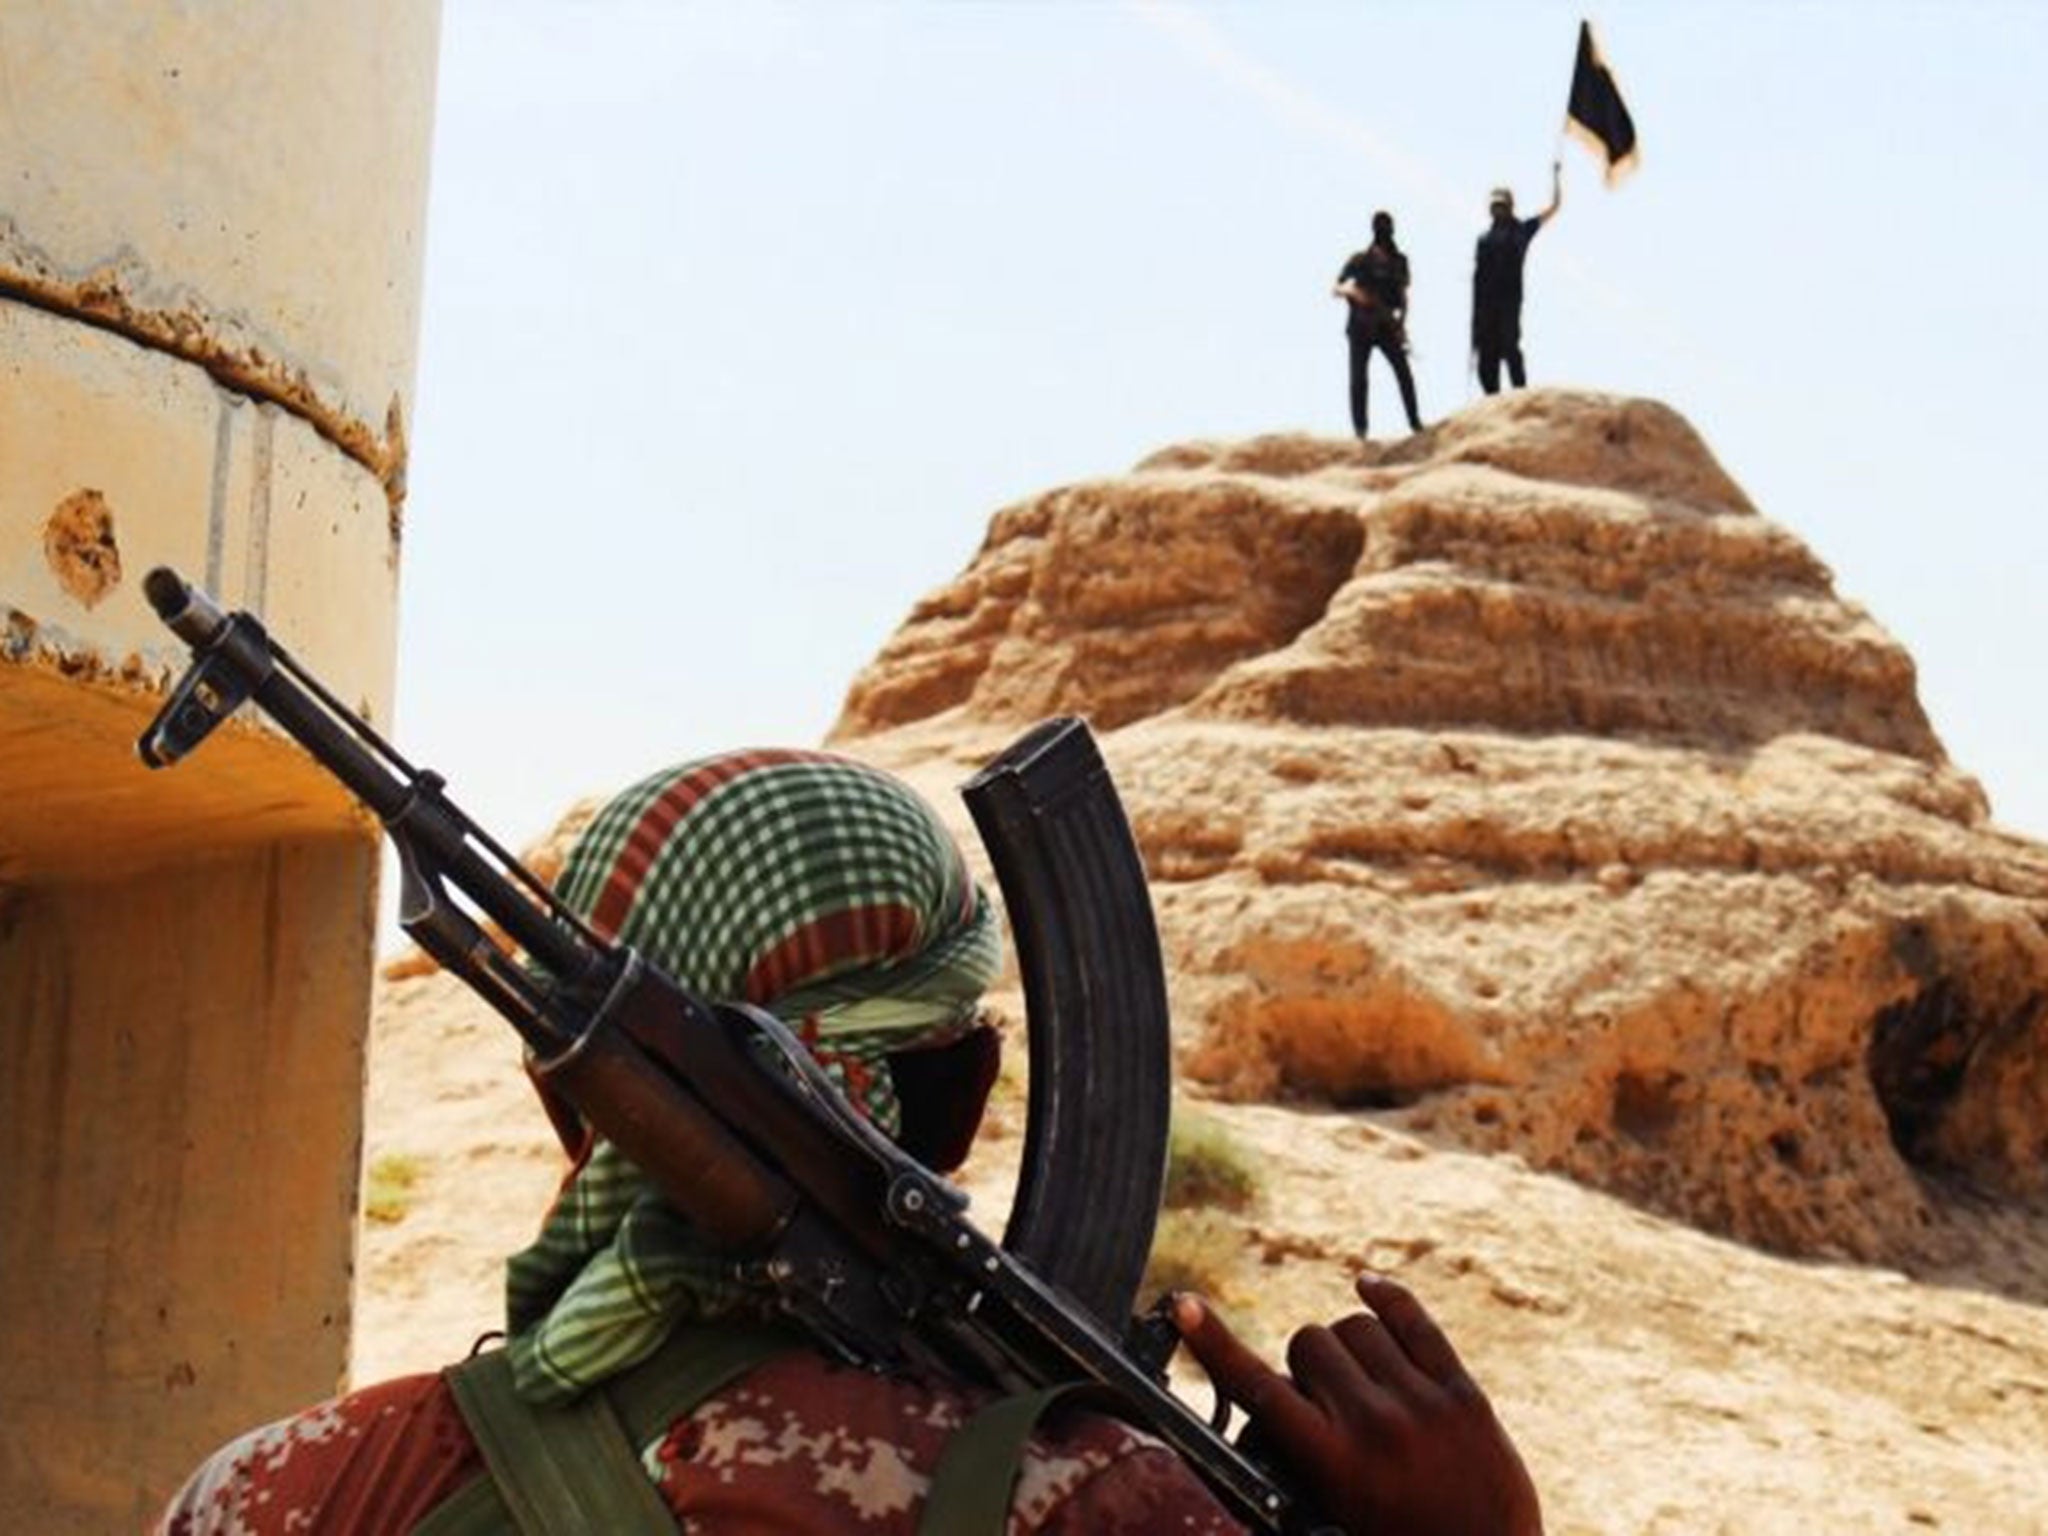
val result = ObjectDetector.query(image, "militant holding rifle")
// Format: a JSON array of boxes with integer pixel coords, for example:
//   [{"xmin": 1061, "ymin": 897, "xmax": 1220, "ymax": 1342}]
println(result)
[{"xmin": 135, "ymin": 567, "xmax": 1305, "ymax": 1532}]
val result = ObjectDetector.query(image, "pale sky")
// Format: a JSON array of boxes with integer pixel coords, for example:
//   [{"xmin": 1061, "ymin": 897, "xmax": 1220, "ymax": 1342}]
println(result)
[{"xmin": 396, "ymin": 1, "xmax": 2048, "ymax": 889}]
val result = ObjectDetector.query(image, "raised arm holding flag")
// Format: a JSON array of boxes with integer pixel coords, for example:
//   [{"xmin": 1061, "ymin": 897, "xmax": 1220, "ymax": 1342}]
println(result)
[{"xmin": 1468, "ymin": 19, "xmax": 1637, "ymax": 398}]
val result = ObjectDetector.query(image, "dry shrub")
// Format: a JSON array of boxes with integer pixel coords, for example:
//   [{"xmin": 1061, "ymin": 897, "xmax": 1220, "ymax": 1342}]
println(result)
[
  {"xmin": 364, "ymin": 1152, "xmax": 426, "ymax": 1225},
  {"xmin": 1142, "ymin": 1208, "xmax": 1248, "ymax": 1304},
  {"xmin": 1164, "ymin": 1108, "xmax": 1261, "ymax": 1213}
]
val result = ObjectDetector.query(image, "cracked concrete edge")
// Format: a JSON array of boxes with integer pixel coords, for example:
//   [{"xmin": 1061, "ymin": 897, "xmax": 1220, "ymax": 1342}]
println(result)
[
  {"xmin": 2, "ymin": 602, "xmax": 178, "ymax": 694},
  {"xmin": 0, "ymin": 220, "xmax": 408, "ymax": 539}
]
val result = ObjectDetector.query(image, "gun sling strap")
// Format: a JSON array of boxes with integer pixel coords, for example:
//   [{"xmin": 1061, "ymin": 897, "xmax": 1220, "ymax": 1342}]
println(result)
[{"xmin": 417, "ymin": 1324, "xmax": 1092, "ymax": 1536}]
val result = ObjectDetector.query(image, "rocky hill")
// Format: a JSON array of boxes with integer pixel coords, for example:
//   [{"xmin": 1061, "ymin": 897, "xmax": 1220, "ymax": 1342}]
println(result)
[
  {"xmin": 358, "ymin": 391, "xmax": 2048, "ymax": 1533},
  {"xmin": 830, "ymin": 389, "xmax": 2048, "ymax": 1284}
]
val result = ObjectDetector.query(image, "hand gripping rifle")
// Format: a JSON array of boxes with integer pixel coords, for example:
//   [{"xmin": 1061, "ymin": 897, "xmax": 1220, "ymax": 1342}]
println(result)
[{"xmin": 136, "ymin": 568, "xmax": 1303, "ymax": 1532}]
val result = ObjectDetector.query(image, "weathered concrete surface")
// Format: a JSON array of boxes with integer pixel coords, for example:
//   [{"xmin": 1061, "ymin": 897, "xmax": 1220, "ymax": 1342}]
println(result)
[
  {"xmin": 0, "ymin": 300, "xmax": 400, "ymax": 736},
  {"xmin": 0, "ymin": 665, "xmax": 369, "ymax": 884},
  {"xmin": 0, "ymin": 839, "xmax": 378, "ymax": 1531},
  {"xmin": 0, "ymin": 3, "xmax": 439, "ymax": 505},
  {"xmin": 0, "ymin": 4, "xmax": 437, "ymax": 1529}
]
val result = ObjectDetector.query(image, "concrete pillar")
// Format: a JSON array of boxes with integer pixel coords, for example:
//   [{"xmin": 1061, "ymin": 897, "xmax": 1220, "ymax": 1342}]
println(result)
[{"xmin": 0, "ymin": 5, "xmax": 439, "ymax": 1528}]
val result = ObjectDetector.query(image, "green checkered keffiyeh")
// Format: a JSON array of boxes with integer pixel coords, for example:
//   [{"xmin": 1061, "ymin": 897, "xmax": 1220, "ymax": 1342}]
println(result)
[{"xmin": 505, "ymin": 749, "xmax": 1001, "ymax": 1404}]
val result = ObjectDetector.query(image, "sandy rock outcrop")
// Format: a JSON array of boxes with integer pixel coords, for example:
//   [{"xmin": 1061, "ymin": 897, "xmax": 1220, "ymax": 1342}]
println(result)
[{"xmin": 831, "ymin": 390, "xmax": 2048, "ymax": 1278}]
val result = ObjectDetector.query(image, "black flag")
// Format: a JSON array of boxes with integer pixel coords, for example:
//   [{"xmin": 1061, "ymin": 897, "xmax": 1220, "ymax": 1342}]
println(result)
[{"xmin": 1565, "ymin": 20, "xmax": 1638, "ymax": 186}]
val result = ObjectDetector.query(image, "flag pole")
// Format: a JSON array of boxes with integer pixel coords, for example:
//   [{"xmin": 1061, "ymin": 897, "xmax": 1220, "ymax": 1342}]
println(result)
[{"xmin": 1556, "ymin": 20, "xmax": 1578, "ymax": 175}]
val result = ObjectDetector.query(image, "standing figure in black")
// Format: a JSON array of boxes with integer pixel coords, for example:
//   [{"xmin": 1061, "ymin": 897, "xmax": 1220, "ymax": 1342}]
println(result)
[
  {"xmin": 1333, "ymin": 210, "xmax": 1424, "ymax": 440},
  {"xmin": 1471, "ymin": 163, "xmax": 1562, "ymax": 394}
]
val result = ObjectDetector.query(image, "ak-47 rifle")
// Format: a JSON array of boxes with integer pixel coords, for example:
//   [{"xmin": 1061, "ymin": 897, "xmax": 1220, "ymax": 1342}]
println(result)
[{"xmin": 136, "ymin": 567, "xmax": 1305, "ymax": 1532}]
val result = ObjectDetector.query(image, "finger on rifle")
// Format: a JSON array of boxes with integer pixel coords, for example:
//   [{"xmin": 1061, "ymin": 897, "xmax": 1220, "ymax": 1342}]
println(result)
[
  {"xmin": 1172, "ymin": 1293, "xmax": 1327, "ymax": 1450},
  {"xmin": 1354, "ymin": 1272, "xmax": 1471, "ymax": 1386}
]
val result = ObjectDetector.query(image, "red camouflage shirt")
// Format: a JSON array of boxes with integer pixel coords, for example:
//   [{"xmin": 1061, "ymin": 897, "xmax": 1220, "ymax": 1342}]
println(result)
[{"xmin": 153, "ymin": 1347, "xmax": 1246, "ymax": 1535}]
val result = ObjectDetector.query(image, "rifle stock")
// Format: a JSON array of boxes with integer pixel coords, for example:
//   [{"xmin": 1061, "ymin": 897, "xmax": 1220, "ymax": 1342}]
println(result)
[{"xmin": 136, "ymin": 567, "xmax": 1300, "ymax": 1533}]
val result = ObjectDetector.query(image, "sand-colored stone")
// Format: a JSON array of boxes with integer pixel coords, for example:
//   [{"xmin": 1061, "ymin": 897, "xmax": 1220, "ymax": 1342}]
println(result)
[
  {"xmin": 831, "ymin": 389, "xmax": 2048, "ymax": 1283},
  {"xmin": 355, "ymin": 964, "xmax": 2048, "ymax": 1535}
]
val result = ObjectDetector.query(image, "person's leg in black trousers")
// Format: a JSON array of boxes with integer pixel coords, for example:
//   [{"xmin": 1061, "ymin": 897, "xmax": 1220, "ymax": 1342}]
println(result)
[
  {"xmin": 1373, "ymin": 336, "xmax": 1424, "ymax": 432},
  {"xmin": 1347, "ymin": 336, "xmax": 1371, "ymax": 438},
  {"xmin": 1476, "ymin": 339, "xmax": 1502, "ymax": 395}
]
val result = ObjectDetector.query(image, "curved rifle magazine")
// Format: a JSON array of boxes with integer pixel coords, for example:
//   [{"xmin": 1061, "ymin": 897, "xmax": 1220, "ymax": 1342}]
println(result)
[{"xmin": 963, "ymin": 718, "xmax": 1172, "ymax": 1333}]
